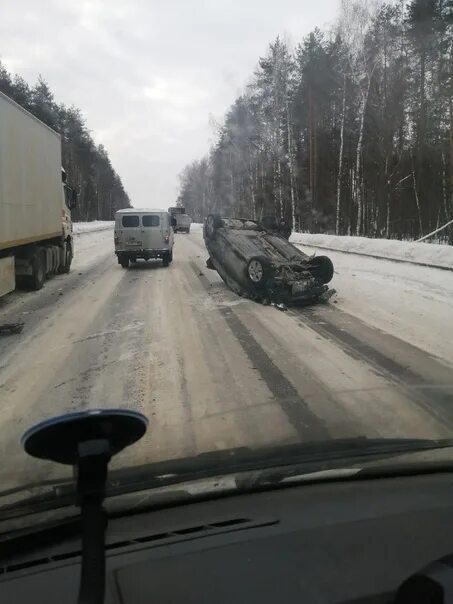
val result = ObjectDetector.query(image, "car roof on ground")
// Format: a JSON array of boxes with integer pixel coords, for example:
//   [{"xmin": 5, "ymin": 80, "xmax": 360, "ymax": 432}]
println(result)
[{"xmin": 115, "ymin": 208, "xmax": 168, "ymax": 214}]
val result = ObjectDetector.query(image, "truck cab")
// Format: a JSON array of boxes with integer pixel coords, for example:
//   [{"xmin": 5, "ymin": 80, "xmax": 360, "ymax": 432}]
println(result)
[{"xmin": 114, "ymin": 209, "xmax": 174, "ymax": 268}]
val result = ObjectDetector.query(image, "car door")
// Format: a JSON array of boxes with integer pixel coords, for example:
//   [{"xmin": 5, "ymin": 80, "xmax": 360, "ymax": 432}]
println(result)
[
  {"xmin": 120, "ymin": 213, "xmax": 142, "ymax": 250},
  {"xmin": 142, "ymin": 213, "xmax": 163, "ymax": 249}
]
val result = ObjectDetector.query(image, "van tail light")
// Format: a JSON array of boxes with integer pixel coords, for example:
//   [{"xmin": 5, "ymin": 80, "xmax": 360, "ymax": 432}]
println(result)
[{"xmin": 164, "ymin": 234, "xmax": 169, "ymax": 243}]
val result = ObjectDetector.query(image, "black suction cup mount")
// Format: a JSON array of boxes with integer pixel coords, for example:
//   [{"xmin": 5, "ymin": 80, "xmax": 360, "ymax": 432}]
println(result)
[
  {"xmin": 21, "ymin": 409, "xmax": 147, "ymax": 465},
  {"xmin": 21, "ymin": 409, "xmax": 148, "ymax": 604}
]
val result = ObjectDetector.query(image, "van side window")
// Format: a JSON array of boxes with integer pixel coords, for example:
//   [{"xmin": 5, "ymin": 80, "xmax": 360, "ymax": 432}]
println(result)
[
  {"xmin": 122, "ymin": 215, "xmax": 139, "ymax": 227},
  {"xmin": 142, "ymin": 215, "xmax": 160, "ymax": 227}
]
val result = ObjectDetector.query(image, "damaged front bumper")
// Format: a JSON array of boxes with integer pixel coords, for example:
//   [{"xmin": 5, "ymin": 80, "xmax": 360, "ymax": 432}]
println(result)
[
  {"xmin": 262, "ymin": 265, "xmax": 329, "ymax": 305},
  {"xmin": 291, "ymin": 280, "xmax": 328, "ymax": 300},
  {"xmin": 263, "ymin": 279, "xmax": 328, "ymax": 305}
]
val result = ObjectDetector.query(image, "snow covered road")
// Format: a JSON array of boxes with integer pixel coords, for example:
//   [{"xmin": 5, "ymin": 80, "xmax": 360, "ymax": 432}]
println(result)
[{"xmin": 0, "ymin": 226, "xmax": 452, "ymax": 491}]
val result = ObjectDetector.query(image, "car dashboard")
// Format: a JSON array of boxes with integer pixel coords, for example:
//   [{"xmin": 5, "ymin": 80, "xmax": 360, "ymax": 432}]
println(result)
[{"xmin": 1, "ymin": 471, "xmax": 453, "ymax": 603}]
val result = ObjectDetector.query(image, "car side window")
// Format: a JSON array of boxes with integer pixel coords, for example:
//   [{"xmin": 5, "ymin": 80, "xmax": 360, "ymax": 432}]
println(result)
[
  {"xmin": 142, "ymin": 215, "xmax": 160, "ymax": 227},
  {"xmin": 122, "ymin": 215, "xmax": 139, "ymax": 228}
]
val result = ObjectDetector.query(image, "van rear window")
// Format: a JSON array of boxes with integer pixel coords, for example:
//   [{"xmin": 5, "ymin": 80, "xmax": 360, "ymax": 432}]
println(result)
[
  {"xmin": 143, "ymin": 215, "xmax": 160, "ymax": 227},
  {"xmin": 122, "ymin": 215, "xmax": 139, "ymax": 227}
]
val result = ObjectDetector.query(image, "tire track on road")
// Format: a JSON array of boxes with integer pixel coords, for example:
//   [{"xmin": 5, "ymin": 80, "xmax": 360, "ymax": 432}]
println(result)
[
  {"xmin": 189, "ymin": 261, "xmax": 330, "ymax": 441},
  {"xmin": 0, "ymin": 252, "xmax": 114, "ymax": 366},
  {"xmin": 290, "ymin": 306, "xmax": 453, "ymax": 428}
]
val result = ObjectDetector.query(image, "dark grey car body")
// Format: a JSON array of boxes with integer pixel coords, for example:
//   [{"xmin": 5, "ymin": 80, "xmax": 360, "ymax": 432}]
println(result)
[{"xmin": 203, "ymin": 215, "xmax": 334, "ymax": 305}]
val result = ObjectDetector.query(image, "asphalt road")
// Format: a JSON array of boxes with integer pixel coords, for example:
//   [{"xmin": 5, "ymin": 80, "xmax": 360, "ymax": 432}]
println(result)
[{"xmin": 1, "ymin": 226, "xmax": 453, "ymax": 492}]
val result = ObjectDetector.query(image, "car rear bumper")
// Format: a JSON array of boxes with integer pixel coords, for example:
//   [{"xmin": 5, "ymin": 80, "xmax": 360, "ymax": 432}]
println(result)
[{"xmin": 116, "ymin": 248, "xmax": 170, "ymax": 259}]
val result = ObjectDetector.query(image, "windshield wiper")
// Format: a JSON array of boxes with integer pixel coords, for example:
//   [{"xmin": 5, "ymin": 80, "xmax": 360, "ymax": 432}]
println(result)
[
  {"xmin": 2, "ymin": 436, "xmax": 453, "ymax": 519},
  {"xmin": 104, "ymin": 436, "xmax": 453, "ymax": 494},
  {"xmin": 2, "ymin": 436, "xmax": 453, "ymax": 552}
]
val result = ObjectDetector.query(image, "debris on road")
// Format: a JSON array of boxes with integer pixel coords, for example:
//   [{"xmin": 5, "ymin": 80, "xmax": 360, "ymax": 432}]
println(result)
[
  {"xmin": 0, "ymin": 322, "xmax": 24, "ymax": 336},
  {"xmin": 272, "ymin": 302, "xmax": 288, "ymax": 312},
  {"xmin": 203, "ymin": 215, "xmax": 335, "ymax": 306}
]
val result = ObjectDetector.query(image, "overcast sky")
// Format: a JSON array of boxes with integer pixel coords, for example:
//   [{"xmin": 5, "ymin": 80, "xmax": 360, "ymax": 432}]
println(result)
[{"xmin": 0, "ymin": 0, "xmax": 339, "ymax": 208}]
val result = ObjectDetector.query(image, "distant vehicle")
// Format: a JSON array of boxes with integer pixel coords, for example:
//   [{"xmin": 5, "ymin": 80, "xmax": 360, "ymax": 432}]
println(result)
[
  {"xmin": 174, "ymin": 214, "xmax": 192, "ymax": 234},
  {"xmin": 114, "ymin": 209, "xmax": 175, "ymax": 268},
  {"xmin": 0, "ymin": 91, "xmax": 77, "ymax": 298},
  {"xmin": 169, "ymin": 205, "xmax": 185, "ymax": 215},
  {"xmin": 204, "ymin": 215, "xmax": 334, "ymax": 305}
]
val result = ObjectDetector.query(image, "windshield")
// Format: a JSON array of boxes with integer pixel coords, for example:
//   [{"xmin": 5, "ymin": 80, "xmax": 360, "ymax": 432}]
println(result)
[{"xmin": 0, "ymin": 0, "xmax": 453, "ymax": 521}]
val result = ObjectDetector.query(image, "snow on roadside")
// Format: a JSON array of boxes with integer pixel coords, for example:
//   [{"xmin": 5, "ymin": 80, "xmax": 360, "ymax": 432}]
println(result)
[
  {"xmin": 296, "ymin": 241, "xmax": 453, "ymax": 365},
  {"xmin": 73, "ymin": 221, "xmax": 114, "ymax": 235},
  {"xmin": 291, "ymin": 233, "xmax": 452, "ymax": 270}
]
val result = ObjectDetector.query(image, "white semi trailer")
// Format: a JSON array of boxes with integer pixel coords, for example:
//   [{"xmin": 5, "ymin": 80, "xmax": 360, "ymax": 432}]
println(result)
[{"xmin": 0, "ymin": 90, "xmax": 76, "ymax": 298}]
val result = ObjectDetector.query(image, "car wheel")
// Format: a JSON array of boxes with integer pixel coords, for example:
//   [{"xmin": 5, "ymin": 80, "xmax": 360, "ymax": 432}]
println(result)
[
  {"xmin": 168, "ymin": 249, "xmax": 173, "ymax": 263},
  {"xmin": 205, "ymin": 214, "xmax": 222, "ymax": 239},
  {"xmin": 119, "ymin": 255, "xmax": 129, "ymax": 269},
  {"xmin": 308, "ymin": 256, "xmax": 334, "ymax": 284},
  {"xmin": 246, "ymin": 256, "xmax": 270, "ymax": 287},
  {"xmin": 162, "ymin": 255, "xmax": 170, "ymax": 267}
]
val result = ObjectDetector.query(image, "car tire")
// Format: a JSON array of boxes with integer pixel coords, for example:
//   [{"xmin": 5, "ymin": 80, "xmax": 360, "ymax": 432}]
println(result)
[
  {"xmin": 63, "ymin": 241, "xmax": 72, "ymax": 274},
  {"xmin": 205, "ymin": 214, "xmax": 222, "ymax": 240},
  {"xmin": 162, "ymin": 255, "xmax": 170, "ymax": 267},
  {"xmin": 119, "ymin": 255, "xmax": 129, "ymax": 269},
  {"xmin": 29, "ymin": 250, "xmax": 46, "ymax": 290},
  {"xmin": 168, "ymin": 249, "xmax": 173, "ymax": 264},
  {"xmin": 246, "ymin": 256, "xmax": 271, "ymax": 287},
  {"xmin": 308, "ymin": 256, "xmax": 334, "ymax": 284}
]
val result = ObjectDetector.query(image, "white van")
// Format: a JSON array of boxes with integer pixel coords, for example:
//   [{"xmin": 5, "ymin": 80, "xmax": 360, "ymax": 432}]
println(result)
[{"xmin": 114, "ymin": 209, "xmax": 175, "ymax": 268}]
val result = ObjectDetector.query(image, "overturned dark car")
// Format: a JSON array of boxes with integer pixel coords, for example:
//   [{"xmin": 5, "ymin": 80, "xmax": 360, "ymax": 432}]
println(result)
[{"xmin": 203, "ymin": 215, "xmax": 335, "ymax": 305}]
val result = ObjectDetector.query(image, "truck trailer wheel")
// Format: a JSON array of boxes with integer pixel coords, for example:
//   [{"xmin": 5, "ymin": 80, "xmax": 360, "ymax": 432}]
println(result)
[
  {"xmin": 29, "ymin": 251, "xmax": 46, "ymax": 290},
  {"xmin": 57, "ymin": 241, "xmax": 73, "ymax": 274},
  {"xmin": 63, "ymin": 242, "xmax": 73, "ymax": 273}
]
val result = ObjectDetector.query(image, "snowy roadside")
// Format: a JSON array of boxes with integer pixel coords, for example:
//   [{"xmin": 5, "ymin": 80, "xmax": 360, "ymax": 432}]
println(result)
[
  {"xmin": 291, "ymin": 232, "xmax": 453, "ymax": 271},
  {"xmin": 73, "ymin": 221, "xmax": 114, "ymax": 235},
  {"xmin": 295, "ymin": 242, "xmax": 453, "ymax": 365}
]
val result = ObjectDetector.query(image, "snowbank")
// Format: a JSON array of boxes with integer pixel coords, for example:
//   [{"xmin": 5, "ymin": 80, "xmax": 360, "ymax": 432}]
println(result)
[
  {"xmin": 291, "ymin": 233, "xmax": 453, "ymax": 270},
  {"xmin": 73, "ymin": 221, "xmax": 114, "ymax": 235}
]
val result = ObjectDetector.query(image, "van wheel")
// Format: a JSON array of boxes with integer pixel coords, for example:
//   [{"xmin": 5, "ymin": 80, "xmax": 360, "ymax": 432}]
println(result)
[
  {"xmin": 162, "ymin": 255, "xmax": 170, "ymax": 267},
  {"xmin": 168, "ymin": 249, "xmax": 173, "ymax": 264},
  {"xmin": 118, "ymin": 255, "xmax": 129, "ymax": 268},
  {"xmin": 30, "ymin": 251, "xmax": 46, "ymax": 290}
]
